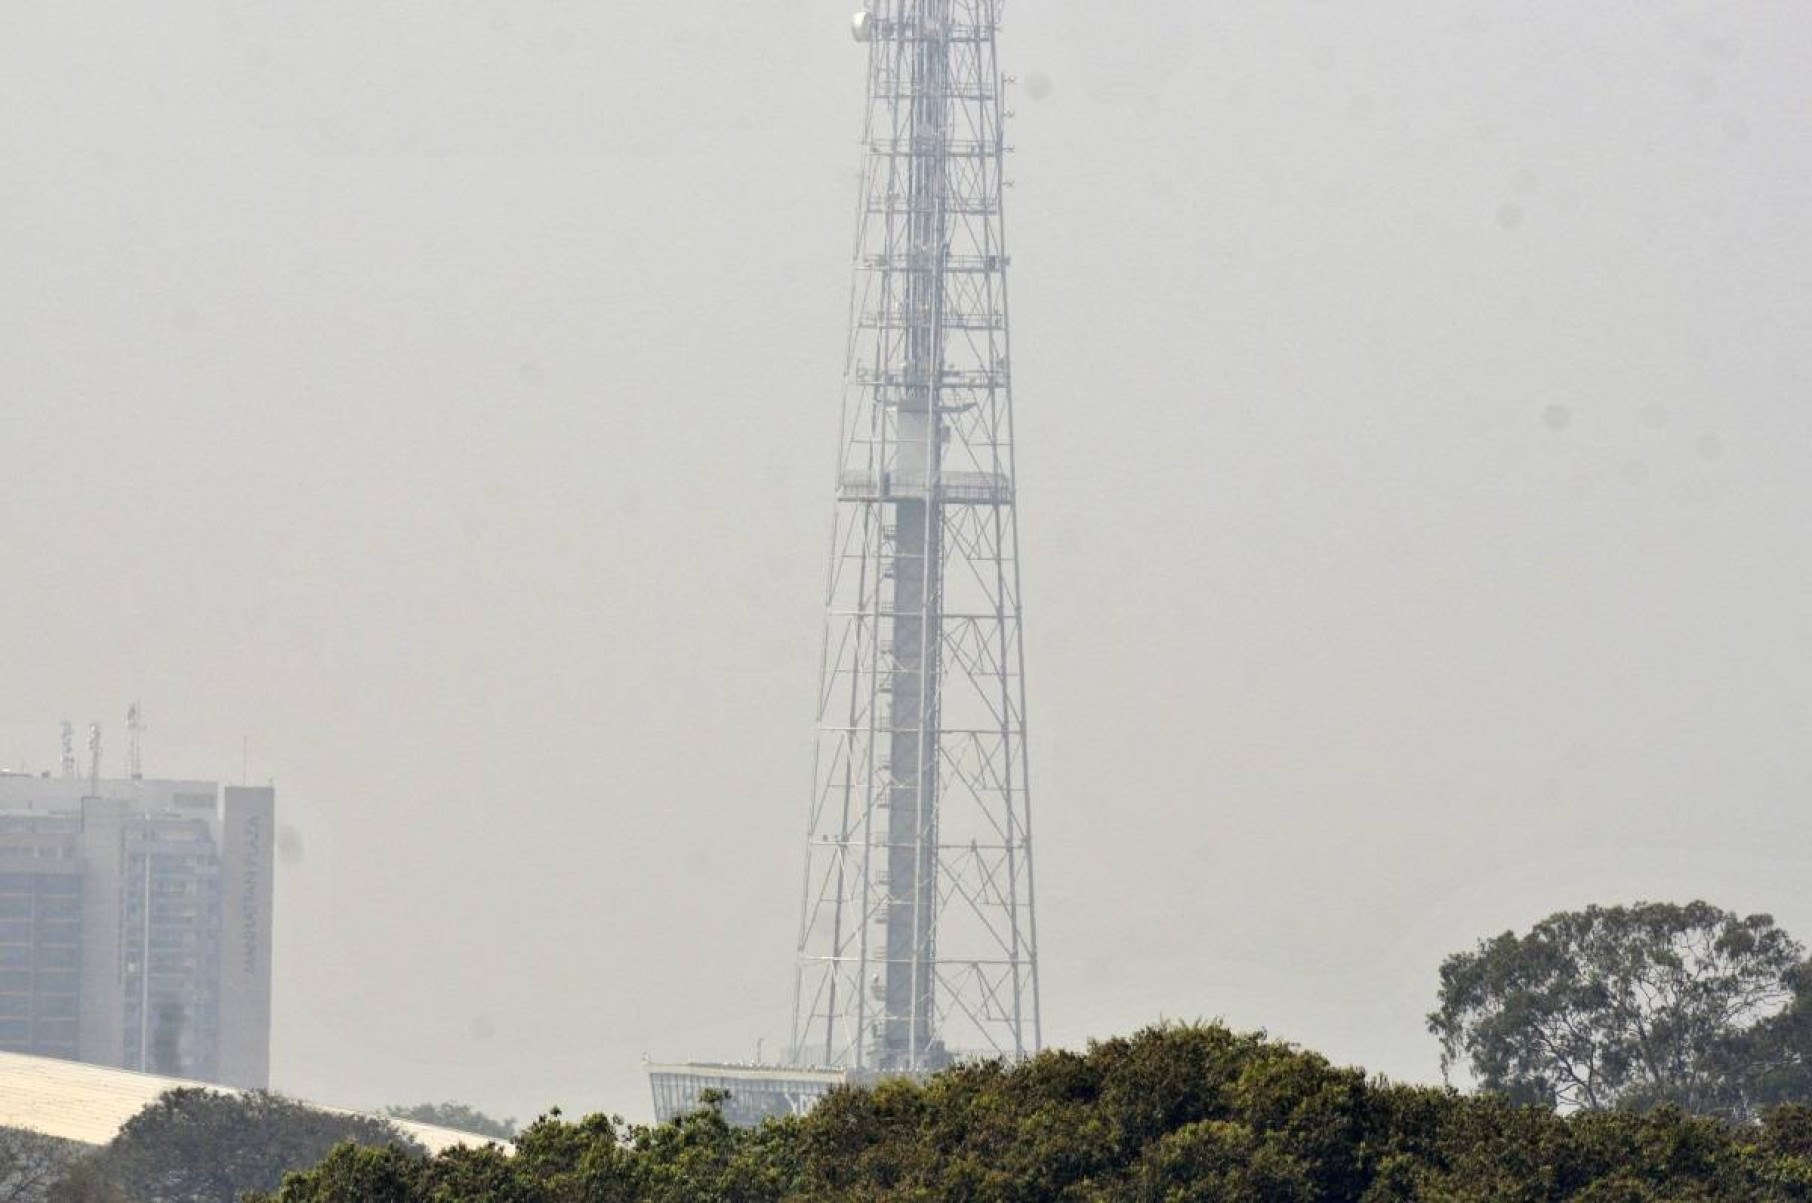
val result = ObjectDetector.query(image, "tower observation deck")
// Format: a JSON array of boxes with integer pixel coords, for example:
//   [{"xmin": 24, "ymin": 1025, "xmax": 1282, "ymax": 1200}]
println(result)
[{"xmin": 791, "ymin": 0, "xmax": 1039, "ymax": 1076}]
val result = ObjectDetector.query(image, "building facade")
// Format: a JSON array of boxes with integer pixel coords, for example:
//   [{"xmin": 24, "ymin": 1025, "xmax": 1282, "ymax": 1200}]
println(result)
[{"xmin": 0, "ymin": 776, "xmax": 273, "ymax": 1089}]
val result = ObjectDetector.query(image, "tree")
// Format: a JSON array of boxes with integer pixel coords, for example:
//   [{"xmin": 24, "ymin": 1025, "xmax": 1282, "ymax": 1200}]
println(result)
[
  {"xmin": 1430, "ymin": 900, "xmax": 1807, "ymax": 1115},
  {"xmin": 258, "ymin": 1024, "xmax": 1812, "ymax": 1202},
  {"xmin": 0, "ymin": 1128, "xmax": 80, "ymax": 1203},
  {"xmin": 1709, "ymin": 960, "xmax": 1812, "ymax": 1113},
  {"xmin": 381, "ymin": 1102, "xmax": 516, "ymax": 1142},
  {"xmin": 55, "ymin": 1088, "xmax": 422, "ymax": 1203},
  {"xmin": 238, "ymin": 1143, "xmax": 426, "ymax": 1203}
]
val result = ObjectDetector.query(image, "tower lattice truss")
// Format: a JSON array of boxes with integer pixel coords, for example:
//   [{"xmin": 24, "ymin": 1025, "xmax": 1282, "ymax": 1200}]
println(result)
[{"xmin": 792, "ymin": 0, "xmax": 1039, "ymax": 1075}]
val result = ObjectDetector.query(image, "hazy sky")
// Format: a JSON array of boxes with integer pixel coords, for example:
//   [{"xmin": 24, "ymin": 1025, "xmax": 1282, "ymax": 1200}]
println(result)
[{"xmin": 3, "ymin": 1, "xmax": 1809, "ymax": 1123}]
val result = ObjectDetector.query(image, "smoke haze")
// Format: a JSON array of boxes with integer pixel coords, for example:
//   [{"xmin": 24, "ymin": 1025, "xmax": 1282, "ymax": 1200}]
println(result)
[{"xmin": 2, "ymin": 0, "xmax": 1808, "ymax": 1120}]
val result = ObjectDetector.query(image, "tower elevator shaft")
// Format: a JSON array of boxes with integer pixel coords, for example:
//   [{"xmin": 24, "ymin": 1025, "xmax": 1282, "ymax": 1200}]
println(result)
[{"xmin": 879, "ymin": 0, "xmax": 951, "ymax": 1069}]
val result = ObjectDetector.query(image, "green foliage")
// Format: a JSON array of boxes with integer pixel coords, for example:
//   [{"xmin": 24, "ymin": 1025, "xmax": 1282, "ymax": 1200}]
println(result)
[
  {"xmin": 0, "ymin": 1127, "xmax": 81, "ymax": 1203},
  {"xmin": 383, "ymin": 1102, "xmax": 518, "ymax": 1142},
  {"xmin": 1431, "ymin": 901, "xmax": 1807, "ymax": 1116},
  {"xmin": 256, "ymin": 1023, "xmax": 1812, "ymax": 1201},
  {"xmin": 1714, "ymin": 963, "xmax": 1812, "ymax": 1113},
  {"xmin": 54, "ymin": 1088, "xmax": 421, "ymax": 1203}
]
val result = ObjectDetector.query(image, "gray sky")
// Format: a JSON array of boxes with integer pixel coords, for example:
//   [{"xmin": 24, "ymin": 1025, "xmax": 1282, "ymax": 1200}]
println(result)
[{"xmin": 3, "ymin": 0, "xmax": 1809, "ymax": 1122}]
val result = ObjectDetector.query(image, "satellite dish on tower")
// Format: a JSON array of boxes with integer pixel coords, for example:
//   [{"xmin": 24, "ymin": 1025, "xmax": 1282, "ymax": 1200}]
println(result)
[{"xmin": 851, "ymin": 11, "xmax": 873, "ymax": 41}]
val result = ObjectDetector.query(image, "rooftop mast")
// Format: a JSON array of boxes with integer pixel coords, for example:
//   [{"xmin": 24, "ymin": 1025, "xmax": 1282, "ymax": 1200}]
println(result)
[
  {"xmin": 86, "ymin": 724, "xmax": 102, "ymax": 798},
  {"xmin": 60, "ymin": 721, "xmax": 76, "ymax": 779},
  {"xmin": 126, "ymin": 702, "xmax": 144, "ymax": 782}
]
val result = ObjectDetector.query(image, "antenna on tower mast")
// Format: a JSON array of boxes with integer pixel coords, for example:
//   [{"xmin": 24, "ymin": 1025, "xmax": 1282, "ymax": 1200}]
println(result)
[
  {"xmin": 126, "ymin": 702, "xmax": 144, "ymax": 781},
  {"xmin": 86, "ymin": 724, "xmax": 102, "ymax": 798},
  {"xmin": 60, "ymin": 722, "xmax": 76, "ymax": 779}
]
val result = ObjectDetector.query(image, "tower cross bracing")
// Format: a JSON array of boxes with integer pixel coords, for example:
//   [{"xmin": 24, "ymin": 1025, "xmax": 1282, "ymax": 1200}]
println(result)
[{"xmin": 790, "ymin": 0, "xmax": 1039, "ymax": 1075}]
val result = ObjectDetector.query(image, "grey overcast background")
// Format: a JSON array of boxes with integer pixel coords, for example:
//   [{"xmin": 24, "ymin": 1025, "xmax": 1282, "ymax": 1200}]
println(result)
[{"xmin": 3, "ymin": 0, "xmax": 1809, "ymax": 1122}]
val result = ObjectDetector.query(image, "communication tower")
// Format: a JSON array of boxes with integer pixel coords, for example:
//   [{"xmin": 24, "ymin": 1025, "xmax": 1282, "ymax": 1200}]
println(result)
[
  {"xmin": 790, "ymin": 0, "xmax": 1039, "ymax": 1074},
  {"xmin": 650, "ymin": 0, "xmax": 1040, "ymax": 1123}
]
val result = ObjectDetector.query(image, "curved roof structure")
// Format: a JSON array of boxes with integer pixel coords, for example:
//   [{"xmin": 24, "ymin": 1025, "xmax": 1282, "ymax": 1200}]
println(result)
[{"xmin": 0, "ymin": 1050, "xmax": 506, "ymax": 1155}]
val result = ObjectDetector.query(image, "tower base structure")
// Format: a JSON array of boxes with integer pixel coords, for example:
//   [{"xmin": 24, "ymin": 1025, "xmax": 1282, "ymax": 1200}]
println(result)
[{"xmin": 646, "ymin": 1062, "xmax": 855, "ymax": 1127}]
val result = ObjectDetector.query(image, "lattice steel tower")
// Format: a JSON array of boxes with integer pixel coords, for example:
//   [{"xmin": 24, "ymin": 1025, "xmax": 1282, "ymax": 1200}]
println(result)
[{"xmin": 790, "ymin": 0, "xmax": 1038, "ymax": 1075}]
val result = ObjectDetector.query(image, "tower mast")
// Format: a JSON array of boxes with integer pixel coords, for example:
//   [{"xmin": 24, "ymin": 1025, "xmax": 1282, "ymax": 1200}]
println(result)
[
  {"xmin": 127, "ymin": 702, "xmax": 144, "ymax": 782},
  {"xmin": 86, "ymin": 724, "xmax": 102, "ymax": 798},
  {"xmin": 792, "ymin": 0, "xmax": 1038, "ymax": 1074}
]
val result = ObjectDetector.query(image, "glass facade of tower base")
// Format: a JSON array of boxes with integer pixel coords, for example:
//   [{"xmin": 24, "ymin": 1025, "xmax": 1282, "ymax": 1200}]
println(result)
[{"xmin": 647, "ymin": 1063, "xmax": 852, "ymax": 1128}]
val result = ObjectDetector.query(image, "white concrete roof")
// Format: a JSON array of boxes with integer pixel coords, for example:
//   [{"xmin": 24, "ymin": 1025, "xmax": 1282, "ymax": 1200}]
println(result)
[{"xmin": 0, "ymin": 1050, "xmax": 507, "ymax": 1155}]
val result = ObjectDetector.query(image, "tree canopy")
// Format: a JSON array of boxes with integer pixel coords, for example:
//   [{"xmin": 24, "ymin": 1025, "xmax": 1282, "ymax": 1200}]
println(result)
[
  {"xmin": 48, "ymin": 1089, "xmax": 420, "ymax": 1203},
  {"xmin": 383, "ymin": 1102, "xmax": 517, "ymax": 1142},
  {"xmin": 258, "ymin": 1023, "xmax": 1812, "ymax": 1202},
  {"xmin": 1430, "ymin": 900, "xmax": 1809, "ymax": 1117},
  {"xmin": 0, "ymin": 1127, "xmax": 80, "ymax": 1203}
]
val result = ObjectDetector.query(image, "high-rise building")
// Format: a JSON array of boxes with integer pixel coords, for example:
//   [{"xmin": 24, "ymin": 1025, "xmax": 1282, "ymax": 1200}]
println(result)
[
  {"xmin": 0, "ymin": 775, "xmax": 273, "ymax": 1089},
  {"xmin": 653, "ymin": 0, "xmax": 1039, "ymax": 1123}
]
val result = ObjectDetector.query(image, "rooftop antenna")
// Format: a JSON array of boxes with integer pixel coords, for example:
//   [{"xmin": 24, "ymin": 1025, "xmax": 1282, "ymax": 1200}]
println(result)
[
  {"xmin": 126, "ymin": 702, "xmax": 144, "ymax": 781},
  {"xmin": 59, "ymin": 722, "xmax": 76, "ymax": 779},
  {"xmin": 86, "ymin": 723, "xmax": 102, "ymax": 798}
]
